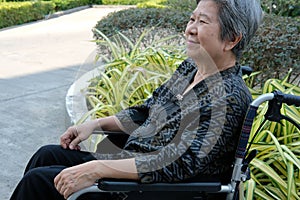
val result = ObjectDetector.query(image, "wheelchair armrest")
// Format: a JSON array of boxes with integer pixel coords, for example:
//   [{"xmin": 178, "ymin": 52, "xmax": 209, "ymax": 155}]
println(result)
[{"xmin": 98, "ymin": 178, "xmax": 222, "ymax": 192}]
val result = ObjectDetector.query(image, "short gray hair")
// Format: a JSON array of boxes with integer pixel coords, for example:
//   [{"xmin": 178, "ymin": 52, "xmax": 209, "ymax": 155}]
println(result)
[{"xmin": 196, "ymin": 0, "xmax": 263, "ymax": 60}]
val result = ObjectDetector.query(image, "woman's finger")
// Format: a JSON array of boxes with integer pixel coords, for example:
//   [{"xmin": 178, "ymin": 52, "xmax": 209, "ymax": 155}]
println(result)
[
  {"xmin": 54, "ymin": 174, "xmax": 63, "ymax": 193},
  {"xmin": 69, "ymin": 136, "xmax": 82, "ymax": 150},
  {"xmin": 60, "ymin": 127, "xmax": 77, "ymax": 149}
]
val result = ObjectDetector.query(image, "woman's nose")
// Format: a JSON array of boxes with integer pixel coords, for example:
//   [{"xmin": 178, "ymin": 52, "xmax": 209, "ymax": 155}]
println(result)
[{"xmin": 185, "ymin": 24, "xmax": 197, "ymax": 36}]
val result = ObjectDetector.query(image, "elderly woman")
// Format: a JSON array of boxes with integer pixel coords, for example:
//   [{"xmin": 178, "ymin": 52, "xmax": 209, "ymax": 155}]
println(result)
[{"xmin": 10, "ymin": 0, "xmax": 263, "ymax": 199}]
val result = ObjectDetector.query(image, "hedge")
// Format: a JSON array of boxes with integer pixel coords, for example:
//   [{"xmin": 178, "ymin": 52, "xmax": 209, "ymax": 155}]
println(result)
[
  {"xmin": 93, "ymin": 8, "xmax": 190, "ymax": 37},
  {"xmin": 0, "ymin": 0, "xmax": 103, "ymax": 29},
  {"xmin": 52, "ymin": 0, "xmax": 100, "ymax": 11},
  {"xmin": 241, "ymin": 15, "xmax": 300, "ymax": 85},
  {"xmin": 0, "ymin": 1, "xmax": 55, "ymax": 29}
]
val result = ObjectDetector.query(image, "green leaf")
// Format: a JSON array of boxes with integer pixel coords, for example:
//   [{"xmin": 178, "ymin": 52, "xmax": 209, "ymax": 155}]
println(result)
[
  {"xmin": 245, "ymin": 179, "xmax": 256, "ymax": 200},
  {"xmin": 267, "ymin": 131, "xmax": 287, "ymax": 165},
  {"xmin": 251, "ymin": 158, "xmax": 286, "ymax": 188}
]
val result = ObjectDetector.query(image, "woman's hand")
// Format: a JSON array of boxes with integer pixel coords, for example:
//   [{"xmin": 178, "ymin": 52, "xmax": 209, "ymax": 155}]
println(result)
[
  {"xmin": 60, "ymin": 120, "xmax": 98, "ymax": 150},
  {"xmin": 54, "ymin": 161, "xmax": 100, "ymax": 199},
  {"xmin": 54, "ymin": 158, "xmax": 139, "ymax": 199}
]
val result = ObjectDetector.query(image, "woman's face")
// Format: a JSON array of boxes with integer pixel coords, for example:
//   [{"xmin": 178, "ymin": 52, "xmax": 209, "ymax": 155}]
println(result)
[{"xmin": 185, "ymin": 0, "xmax": 229, "ymax": 65}]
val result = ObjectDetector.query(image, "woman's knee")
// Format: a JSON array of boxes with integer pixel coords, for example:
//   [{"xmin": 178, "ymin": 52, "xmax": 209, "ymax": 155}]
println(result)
[
  {"xmin": 35, "ymin": 144, "xmax": 62, "ymax": 157},
  {"xmin": 25, "ymin": 145, "xmax": 63, "ymax": 171},
  {"xmin": 25, "ymin": 144, "xmax": 94, "ymax": 172}
]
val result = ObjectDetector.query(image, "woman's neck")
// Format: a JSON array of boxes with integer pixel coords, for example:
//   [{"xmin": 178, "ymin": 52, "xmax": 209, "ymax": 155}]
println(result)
[
  {"xmin": 193, "ymin": 50, "xmax": 236, "ymax": 75},
  {"xmin": 182, "ymin": 56, "xmax": 236, "ymax": 96},
  {"xmin": 183, "ymin": 52, "xmax": 237, "ymax": 96}
]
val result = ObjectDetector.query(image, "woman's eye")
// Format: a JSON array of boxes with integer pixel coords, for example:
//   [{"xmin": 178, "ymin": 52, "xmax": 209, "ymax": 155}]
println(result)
[
  {"xmin": 200, "ymin": 20, "xmax": 207, "ymax": 24},
  {"xmin": 189, "ymin": 17, "xmax": 195, "ymax": 22}
]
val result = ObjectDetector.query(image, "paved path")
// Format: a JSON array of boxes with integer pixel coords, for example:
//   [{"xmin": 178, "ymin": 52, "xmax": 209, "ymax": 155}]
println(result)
[{"xmin": 0, "ymin": 6, "xmax": 131, "ymax": 199}]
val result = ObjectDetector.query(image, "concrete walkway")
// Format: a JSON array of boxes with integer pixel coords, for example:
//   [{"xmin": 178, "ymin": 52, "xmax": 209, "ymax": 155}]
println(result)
[{"xmin": 0, "ymin": 6, "xmax": 131, "ymax": 199}]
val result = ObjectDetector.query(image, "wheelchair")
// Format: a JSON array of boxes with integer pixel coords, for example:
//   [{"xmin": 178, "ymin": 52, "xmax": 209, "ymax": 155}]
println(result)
[{"xmin": 67, "ymin": 68, "xmax": 300, "ymax": 200}]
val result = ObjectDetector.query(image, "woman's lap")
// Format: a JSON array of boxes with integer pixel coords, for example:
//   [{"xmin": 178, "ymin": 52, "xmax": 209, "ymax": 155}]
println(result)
[
  {"xmin": 25, "ymin": 144, "xmax": 96, "ymax": 173},
  {"xmin": 10, "ymin": 145, "xmax": 103, "ymax": 200}
]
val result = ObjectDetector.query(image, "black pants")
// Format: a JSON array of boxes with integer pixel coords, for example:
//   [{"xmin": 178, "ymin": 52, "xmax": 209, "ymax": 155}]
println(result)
[
  {"xmin": 10, "ymin": 145, "xmax": 227, "ymax": 200},
  {"xmin": 10, "ymin": 144, "xmax": 114, "ymax": 200}
]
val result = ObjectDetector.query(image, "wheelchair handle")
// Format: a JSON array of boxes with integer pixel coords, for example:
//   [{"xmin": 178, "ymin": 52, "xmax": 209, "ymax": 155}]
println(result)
[
  {"xmin": 235, "ymin": 91, "xmax": 300, "ymax": 160},
  {"xmin": 230, "ymin": 91, "xmax": 300, "ymax": 199},
  {"xmin": 282, "ymin": 93, "xmax": 300, "ymax": 107},
  {"xmin": 251, "ymin": 91, "xmax": 300, "ymax": 108}
]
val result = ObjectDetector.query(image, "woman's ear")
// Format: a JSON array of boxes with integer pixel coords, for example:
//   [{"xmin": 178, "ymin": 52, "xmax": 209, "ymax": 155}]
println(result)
[{"xmin": 224, "ymin": 33, "xmax": 242, "ymax": 51}]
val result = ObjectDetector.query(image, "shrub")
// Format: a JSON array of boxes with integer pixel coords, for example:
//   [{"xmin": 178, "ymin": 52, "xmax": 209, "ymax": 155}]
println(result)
[
  {"xmin": 0, "ymin": 1, "xmax": 55, "ymax": 29},
  {"xmin": 93, "ymin": 7, "xmax": 190, "ymax": 38},
  {"xmin": 1, "ymin": 0, "xmax": 33, "ymax": 1},
  {"xmin": 94, "ymin": 0, "xmax": 196, "ymax": 37},
  {"xmin": 52, "ymin": 0, "xmax": 90, "ymax": 11},
  {"xmin": 241, "ymin": 15, "xmax": 300, "ymax": 87},
  {"xmin": 137, "ymin": 0, "xmax": 167, "ymax": 9},
  {"xmin": 160, "ymin": 0, "xmax": 196, "ymax": 11},
  {"xmin": 0, "ymin": 0, "xmax": 101, "ymax": 29},
  {"xmin": 261, "ymin": 0, "xmax": 300, "ymax": 17}
]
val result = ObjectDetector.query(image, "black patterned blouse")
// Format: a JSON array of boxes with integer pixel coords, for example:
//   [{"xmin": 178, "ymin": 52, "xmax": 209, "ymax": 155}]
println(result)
[{"xmin": 93, "ymin": 58, "xmax": 252, "ymax": 184}]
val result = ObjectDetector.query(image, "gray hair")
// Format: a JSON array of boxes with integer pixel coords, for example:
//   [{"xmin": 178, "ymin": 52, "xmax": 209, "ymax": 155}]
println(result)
[{"xmin": 196, "ymin": 0, "xmax": 263, "ymax": 60}]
